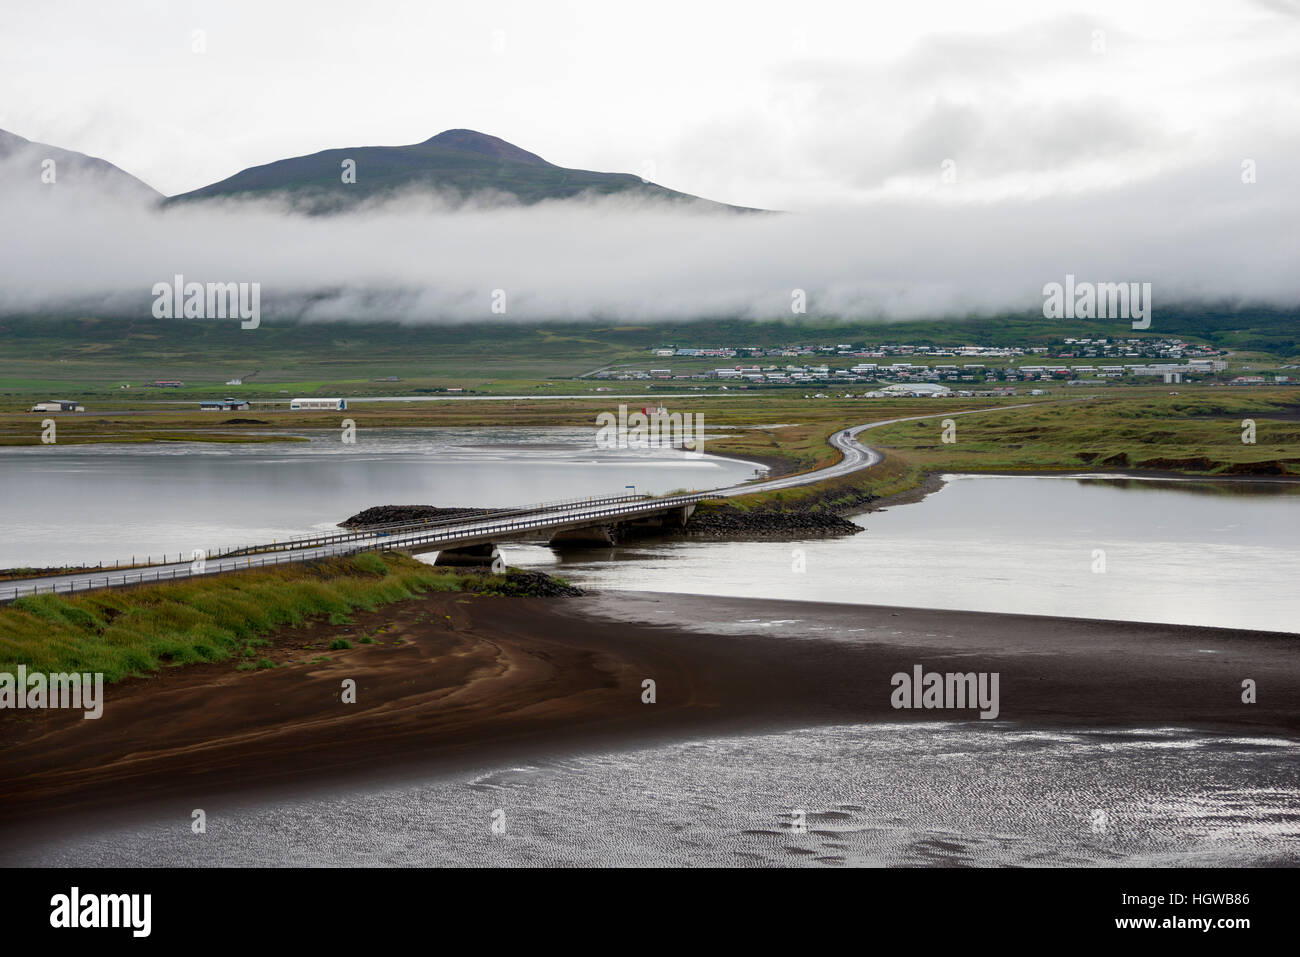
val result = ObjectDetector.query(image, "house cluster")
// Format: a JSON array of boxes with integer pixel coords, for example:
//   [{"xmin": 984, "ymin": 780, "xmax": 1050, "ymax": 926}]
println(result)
[
  {"xmin": 1054, "ymin": 337, "xmax": 1224, "ymax": 362},
  {"xmin": 622, "ymin": 337, "xmax": 1237, "ymax": 386},
  {"xmin": 800, "ymin": 384, "xmax": 1045, "ymax": 400},
  {"xmin": 605, "ymin": 358, "xmax": 1232, "ymax": 386},
  {"xmin": 652, "ymin": 337, "xmax": 1224, "ymax": 363},
  {"xmin": 652, "ymin": 343, "xmax": 1031, "ymax": 361},
  {"xmin": 867, "ymin": 336, "xmax": 1222, "ymax": 363}
]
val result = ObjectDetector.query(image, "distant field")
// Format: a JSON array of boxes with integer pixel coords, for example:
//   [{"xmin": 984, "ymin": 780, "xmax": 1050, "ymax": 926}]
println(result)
[
  {"xmin": 0, "ymin": 391, "xmax": 1030, "ymax": 449},
  {"xmin": 867, "ymin": 391, "xmax": 1300, "ymax": 477},
  {"xmin": 0, "ymin": 311, "xmax": 1295, "ymax": 399},
  {"xmin": 2, "ymin": 389, "xmax": 1296, "ymax": 486}
]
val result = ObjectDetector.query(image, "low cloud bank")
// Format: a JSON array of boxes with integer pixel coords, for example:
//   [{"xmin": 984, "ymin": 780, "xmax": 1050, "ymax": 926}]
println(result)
[{"xmin": 1, "ymin": 150, "xmax": 1296, "ymax": 325}]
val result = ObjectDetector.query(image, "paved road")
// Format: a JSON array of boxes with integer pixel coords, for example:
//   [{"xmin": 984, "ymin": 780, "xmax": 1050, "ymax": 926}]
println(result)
[
  {"xmin": 0, "ymin": 402, "xmax": 1042, "ymax": 601},
  {"xmin": 718, "ymin": 401, "xmax": 1044, "ymax": 495}
]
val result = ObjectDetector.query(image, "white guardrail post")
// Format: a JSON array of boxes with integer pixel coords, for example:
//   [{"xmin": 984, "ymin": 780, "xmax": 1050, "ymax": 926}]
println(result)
[{"xmin": 1, "ymin": 491, "xmax": 713, "ymax": 602}]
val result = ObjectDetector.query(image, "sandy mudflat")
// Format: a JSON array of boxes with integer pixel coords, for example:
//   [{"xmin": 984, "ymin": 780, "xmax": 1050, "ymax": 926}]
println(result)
[{"xmin": 1, "ymin": 590, "xmax": 1295, "ymax": 840}]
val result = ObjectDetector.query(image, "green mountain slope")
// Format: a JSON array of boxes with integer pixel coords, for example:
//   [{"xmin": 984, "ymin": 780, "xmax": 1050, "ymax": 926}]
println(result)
[{"xmin": 170, "ymin": 129, "xmax": 759, "ymax": 211}]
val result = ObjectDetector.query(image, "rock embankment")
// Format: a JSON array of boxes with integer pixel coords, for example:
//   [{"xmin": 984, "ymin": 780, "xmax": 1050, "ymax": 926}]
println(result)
[
  {"xmin": 667, "ymin": 504, "xmax": 864, "ymax": 539},
  {"xmin": 342, "ymin": 505, "xmax": 487, "ymax": 527},
  {"xmin": 343, "ymin": 486, "xmax": 879, "ymax": 543},
  {"xmin": 459, "ymin": 569, "xmax": 585, "ymax": 597},
  {"xmin": 659, "ymin": 482, "xmax": 884, "ymax": 540}
]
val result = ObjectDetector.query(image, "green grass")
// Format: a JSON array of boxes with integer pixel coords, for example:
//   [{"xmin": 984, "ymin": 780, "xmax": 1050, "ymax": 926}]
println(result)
[
  {"xmin": 705, "ymin": 390, "xmax": 1300, "ymax": 513},
  {"xmin": 0, "ymin": 555, "xmax": 582, "ymax": 682},
  {"xmin": 0, "ymin": 552, "xmax": 452, "ymax": 682},
  {"xmin": 867, "ymin": 393, "xmax": 1300, "ymax": 477},
  {"xmin": 0, "ymin": 310, "xmax": 1294, "ymax": 401}
]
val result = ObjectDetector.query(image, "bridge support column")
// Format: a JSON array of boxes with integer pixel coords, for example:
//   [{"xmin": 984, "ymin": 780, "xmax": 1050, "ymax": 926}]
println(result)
[
  {"xmin": 434, "ymin": 543, "xmax": 504, "ymax": 568},
  {"xmin": 548, "ymin": 524, "xmax": 616, "ymax": 548}
]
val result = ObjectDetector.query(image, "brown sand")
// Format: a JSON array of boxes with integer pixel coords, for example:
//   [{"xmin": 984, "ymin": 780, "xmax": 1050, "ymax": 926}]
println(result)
[{"xmin": 1, "ymin": 591, "xmax": 1296, "ymax": 835}]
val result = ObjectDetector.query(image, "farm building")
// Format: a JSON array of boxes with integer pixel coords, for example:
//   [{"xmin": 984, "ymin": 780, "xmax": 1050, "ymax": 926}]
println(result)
[{"xmin": 199, "ymin": 398, "xmax": 251, "ymax": 412}]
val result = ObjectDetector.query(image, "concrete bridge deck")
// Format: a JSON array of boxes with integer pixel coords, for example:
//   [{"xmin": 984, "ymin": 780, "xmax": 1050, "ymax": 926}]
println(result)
[{"xmin": 0, "ymin": 404, "xmax": 1040, "ymax": 601}]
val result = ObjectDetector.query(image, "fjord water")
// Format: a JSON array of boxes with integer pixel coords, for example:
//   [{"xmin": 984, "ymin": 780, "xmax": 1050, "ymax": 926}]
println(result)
[
  {"xmin": 506, "ymin": 474, "xmax": 1300, "ymax": 634},
  {"xmin": 5, "ymin": 434, "xmax": 1296, "ymax": 867},
  {"xmin": 0, "ymin": 428, "xmax": 754, "ymax": 569},
  {"xmin": 2, "ymin": 428, "xmax": 1295, "ymax": 633},
  {"xmin": 18, "ymin": 723, "xmax": 1298, "ymax": 867}
]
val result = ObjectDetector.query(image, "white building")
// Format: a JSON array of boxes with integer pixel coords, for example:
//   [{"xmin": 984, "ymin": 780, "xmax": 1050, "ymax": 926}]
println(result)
[{"xmin": 877, "ymin": 383, "xmax": 951, "ymax": 396}]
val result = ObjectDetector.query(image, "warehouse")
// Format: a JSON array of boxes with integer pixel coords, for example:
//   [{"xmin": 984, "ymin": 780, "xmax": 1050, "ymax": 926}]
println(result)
[{"xmin": 199, "ymin": 398, "xmax": 251, "ymax": 412}]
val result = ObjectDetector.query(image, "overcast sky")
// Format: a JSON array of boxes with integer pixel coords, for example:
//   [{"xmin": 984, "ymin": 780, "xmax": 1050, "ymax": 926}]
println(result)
[
  {"xmin": 2, "ymin": 0, "xmax": 1297, "ymax": 207},
  {"xmin": 1, "ymin": 1, "xmax": 1296, "ymax": 323}
]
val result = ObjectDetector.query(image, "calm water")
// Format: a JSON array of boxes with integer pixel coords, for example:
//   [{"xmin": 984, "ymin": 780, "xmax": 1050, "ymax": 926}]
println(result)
[
  {"xmin": 5, "ymin": 453, "xmax": 1296, "ymax": 867},
  {"xmin": 503, "ymin": 474, "xmax": 1300, "ymax": 633},
  {"xmin": 15, "ymin": 724, "xmax": 1298, "ymax": 867},
  {"xmin": 0, "ymin": 428, "xmax": 755, "ymax": 568}
]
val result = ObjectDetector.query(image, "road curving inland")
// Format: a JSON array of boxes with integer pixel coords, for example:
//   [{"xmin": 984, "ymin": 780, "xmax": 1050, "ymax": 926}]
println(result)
[{"xmin": 0, "ymin": 403, "xmax": 1047, "ymax": 600}]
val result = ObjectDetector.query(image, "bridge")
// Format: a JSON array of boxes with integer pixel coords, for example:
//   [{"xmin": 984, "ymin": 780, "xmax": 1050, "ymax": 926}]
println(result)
[{"xmin": 0, "ymin": 404, "xmax": 1037, "ymax": 602}]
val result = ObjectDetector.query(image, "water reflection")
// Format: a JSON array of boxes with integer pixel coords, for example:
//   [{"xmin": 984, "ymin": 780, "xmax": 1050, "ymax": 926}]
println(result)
[
  {"xmin": 0, "ymin": 428, "xmax": 755, "ymax": 568},
  {"xmin": 15, "ymin": 723, "xmax": 1297, "ymax": 867},
  {"xmin": 504, "ymin": 474, "xmax": 1300, "ymax": 633},
  {"xmin": 1071, "ymin": 475, "xmax": 1300, "ymax": 498}
]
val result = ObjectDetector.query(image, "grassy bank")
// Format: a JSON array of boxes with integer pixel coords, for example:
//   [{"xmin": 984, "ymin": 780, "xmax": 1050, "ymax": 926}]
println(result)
[
  {"xmin": 0, "ymin": 394, "xmax": 988, "ymax": 447},
  {"xmin": 707, "ymin": 391, "xmax": 1300, "ymax": 517},
  {"xmin": 867, "ymin": 392, "xmax": 1300, "ymax": 477},
  {"xmin": 0, "ymin": 553, "xmax": 572, "ymax": 682}
]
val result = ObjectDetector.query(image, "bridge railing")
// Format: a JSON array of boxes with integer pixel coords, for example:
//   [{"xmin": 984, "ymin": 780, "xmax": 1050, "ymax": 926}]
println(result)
[
  {"xmin": 0, "ymin": 493, "xmax": 706, "ymax": 602},
  {"xmin": 1, "ymin": 408, "xmax": 1042, "ymax": 603},
  {"xmin": 207, "ymin": 492, "xmax": 654, "ymax": 559}
]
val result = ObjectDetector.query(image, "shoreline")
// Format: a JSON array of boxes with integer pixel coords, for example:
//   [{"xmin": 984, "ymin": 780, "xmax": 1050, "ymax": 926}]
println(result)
[
  {"xmin": 701, "ymin": 445, "xmax": 801, "ymax": 478},
  {"xmin": 842, "ymin": 465, "xmax": 1300, "ymax": 517},
  {"xmin": 3, "ymin": 588, "xmax": 1296, "ymax": 855}
]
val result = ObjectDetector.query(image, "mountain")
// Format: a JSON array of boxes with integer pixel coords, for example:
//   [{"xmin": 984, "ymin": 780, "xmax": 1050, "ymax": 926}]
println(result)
[
  {"xmin": 0, "ymin": 129, "xmax": 162, "ymax": 201},
  {"xmin": 170, "ymin": 129, "xmax": 758, "ymax": 211}
]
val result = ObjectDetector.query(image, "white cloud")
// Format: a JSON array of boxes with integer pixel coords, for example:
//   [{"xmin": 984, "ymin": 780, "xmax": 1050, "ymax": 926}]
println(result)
[
  {"xmin": 1, "ymin": 139, "xmax": 1295, "ymax": 324},
  {"xmin": 0, "ymin": 0, "xmax": 1295, "ymax": 325}
]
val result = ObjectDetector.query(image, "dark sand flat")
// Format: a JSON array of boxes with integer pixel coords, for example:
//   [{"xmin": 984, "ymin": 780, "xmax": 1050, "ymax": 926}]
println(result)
[{"xmin": 1, "ymin": 591, "xmax": 1295, "ymax": 841}]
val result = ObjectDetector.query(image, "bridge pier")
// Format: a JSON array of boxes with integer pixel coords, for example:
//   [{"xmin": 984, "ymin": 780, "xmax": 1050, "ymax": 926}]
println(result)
[
  {"xmin": 547, "ymin": 504, "xmax": 697, "ymax": 549},
  {"xmin": 434, "ymin": 543, "xmax": 504, "ymax": 568},
  {"xmin": 548, "ymin": 525, "xmax": 616, "ymax": 548}
]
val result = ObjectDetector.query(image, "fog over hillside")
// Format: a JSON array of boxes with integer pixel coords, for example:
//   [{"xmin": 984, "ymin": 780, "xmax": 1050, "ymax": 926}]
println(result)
[
  {"xmin": 2, "ymin": 0, "xmax": 1296, "ymax": 326},
  {"xmin": 1, "ymin": 139, "xmax": 1296, "ymax": 325}
]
